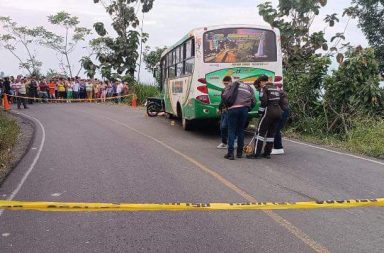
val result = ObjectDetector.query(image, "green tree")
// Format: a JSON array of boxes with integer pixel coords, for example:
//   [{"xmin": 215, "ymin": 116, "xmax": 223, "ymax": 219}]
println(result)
[
  {"xmin": 39, "ymin": 11, "xmax": 91, "ymax": 77},
  {"xmin": 143, "ymin": 46, "xmax": 166, "ymax": 85},
  {"xmin": 324, "ymin": 47, "xmax": 384, "ymax": 136},
  {"xmin": 0, "ymin": 17, "xmax": 44, "ymax": 76},
  {"xmin": 344, "ymin": 0, "xmax": 384, "ymax": 74},
  {"xmin": 87, "ymin": 0, "xmax": 155, "ymax": 81},
  {"xmin": 258, "ymin": 0, "xmax": 332, "ymax": 68},
  {"xmin": 143, "ymin": 46, "xmax": 166, "ymax": 72},
  {"xmin": 80, "ymin": 57, "xmax": 97, "ymax": 79},
  {"xmin": 45, "ymin": 68, "xmax": 62, "ymax": 79},
  {"xmin": 258, "ymin": 1, "xmax": 335, "ymax": 127}
]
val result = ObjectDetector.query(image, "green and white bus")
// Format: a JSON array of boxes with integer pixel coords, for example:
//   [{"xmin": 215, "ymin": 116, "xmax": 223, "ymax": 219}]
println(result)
[{"xmin": 159, "ymin": 24, "xmax": 283, "ymax": 130}]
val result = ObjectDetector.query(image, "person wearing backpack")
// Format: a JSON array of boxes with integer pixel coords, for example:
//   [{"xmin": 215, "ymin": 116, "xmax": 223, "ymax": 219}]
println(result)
[
  {"xmin": 247, "ymin": 81, "xmax": 288, "ymax": 159},
  {"xmin": 222, "ymin": 81, "xmax": 256, "ymax": 160}
]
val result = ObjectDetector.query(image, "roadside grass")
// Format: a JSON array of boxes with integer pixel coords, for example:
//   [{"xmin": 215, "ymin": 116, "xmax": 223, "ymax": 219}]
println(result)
[
  {"xmin": 285, "ymin": 118, "xmax": 384, "ymax": 158},
  {"xmin": 346, "ymin": 118, "xmax": 384, "ymax": 158},
  {"xmin": 0, "ymin": 111, "xmax": 20, "ymax": 174},
  {"xmin": 123, "ymin": 82, "xmax": 160, "ymax": 105}
]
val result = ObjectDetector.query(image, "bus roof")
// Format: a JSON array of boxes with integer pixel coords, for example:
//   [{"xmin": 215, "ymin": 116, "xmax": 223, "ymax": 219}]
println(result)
[{"xmin": 161, "ymin": 24, "xmax": 278, "ymax": 58}]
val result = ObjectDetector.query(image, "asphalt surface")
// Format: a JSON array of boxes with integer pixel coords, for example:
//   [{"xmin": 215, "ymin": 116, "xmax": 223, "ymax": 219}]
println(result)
[{"xmin": 1, "ymin": 103, "xmax": 384, "ymax": 253}]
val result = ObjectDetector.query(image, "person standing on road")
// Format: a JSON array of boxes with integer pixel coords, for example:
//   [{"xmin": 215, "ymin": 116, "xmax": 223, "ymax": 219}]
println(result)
[
  {"xmin": 80, "ymin": 80, "xmax": 87, "ymax": 99},
  {"xmin": 86, "ymin": 80, "xmax": 93, "ymax": 102},
  {"xmin": 2, "ymin": 77, "xmax": 11, "ymax": 100},
  {"xmin": 15, "ymin": 78, "xmax": 28, "ymax": 109},
  {"xmin": 38, "ymin": 79, "xmax": 49, "ymax": 103},
  {"xmin": 28, "ymin": 78, "xmax": 38, "ymax": 104},
  {"xmin": 116, "ymin": 81, "xmax": 124, "ymax": 104},
  {"xmin": 73, "ymin": 79, "xmax": 80, "ymax": 100},
  {"xmin": 100, "ymin": 81, "xmax": 108, "ymax": 102},
  {"xmin": 66, "ymin": 78, "xmax": 73, "ymax": 103},
  {"xmin": 247, "ymin": 79, "xmax": 288, "ymax": 159},
  {"xmin": 57, "ymin": 79, "xmax": 66, "ymax": 102},
  {"xmin": 222, "ymin": 81, "xmax": 256, "ymax": 160},
  {"xmin": 48, "ymin": 80, "xmax": 56, "ymax": 102},
  {"xmin": 217, "ymin": 76, "xmax": 232, "ymax": 149},
  {"xmin": 271, "ymin": 83, "xmax": 289, "ymax": 155}
]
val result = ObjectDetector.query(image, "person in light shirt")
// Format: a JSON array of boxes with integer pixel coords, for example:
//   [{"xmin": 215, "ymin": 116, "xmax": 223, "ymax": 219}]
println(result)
[
  {"xmin": 15, "ymin": 78, "xmax": 28, "ymax": 109},
  {"xmin": 116, "ymin": 81, "xmax": 124, "ymax": 104}
]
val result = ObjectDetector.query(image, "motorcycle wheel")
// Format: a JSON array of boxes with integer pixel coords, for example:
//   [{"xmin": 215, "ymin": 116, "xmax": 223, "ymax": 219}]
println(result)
[{"xmin": 147, "ymin": 102, "xmax": 160, "ymax": 117}]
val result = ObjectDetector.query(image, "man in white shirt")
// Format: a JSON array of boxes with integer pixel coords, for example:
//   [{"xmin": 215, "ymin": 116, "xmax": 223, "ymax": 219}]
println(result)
[
  {"xmin": 15, "ymin": 78, "xmax": 28, "ymax": 109},
  {"xmin": 73, "ymin": 80, "xmax": 80, "ymax": 99},
  {"xmin": 116, "ymin": 82, "xmax": 124, "ymax": 104}
]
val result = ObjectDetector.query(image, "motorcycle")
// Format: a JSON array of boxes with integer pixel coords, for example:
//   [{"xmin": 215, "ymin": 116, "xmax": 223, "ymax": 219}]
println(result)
[{"xmin": 145, "ymin": 97, "xmax": 165, "ymax": 117}]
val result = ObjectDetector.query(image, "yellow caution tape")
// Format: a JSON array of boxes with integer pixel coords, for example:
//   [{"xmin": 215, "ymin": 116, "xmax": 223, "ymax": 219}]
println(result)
[
  {"xmin": 1, "ymin": 198, "xmax": 383, "ymax": 212},
  {"xmin": 7, "ymin": 94, "xmax": 132, "ymax": 102}
]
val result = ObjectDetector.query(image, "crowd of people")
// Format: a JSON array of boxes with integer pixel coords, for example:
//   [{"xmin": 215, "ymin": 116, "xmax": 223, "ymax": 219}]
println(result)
[
  {"xmin": 217, "ymin": 75, "xmax": 289, "ymax": 160},
  {"xmin": 0, "ymin": 76, "xmax": 130, "ymax": 109}
]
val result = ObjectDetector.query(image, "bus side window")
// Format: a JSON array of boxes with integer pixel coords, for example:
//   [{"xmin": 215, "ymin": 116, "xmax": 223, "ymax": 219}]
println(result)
[
  {"xmin": 161, "ymin": 59, "xmax": 166, "ymax": 89},
  {"xmin": 191, "ymin": 38, "xmax": 195, "ymax": 57},
  {"xmin": 186, "ymin": 40, "xmax": 192, "ymax": 58},
  {"xmin": 185, "ymin": 58, "xmax": 194, "ymax": 75},
  {"xmin": 184, "ymin": 38, "xmax": 195, "ymax": 75}
]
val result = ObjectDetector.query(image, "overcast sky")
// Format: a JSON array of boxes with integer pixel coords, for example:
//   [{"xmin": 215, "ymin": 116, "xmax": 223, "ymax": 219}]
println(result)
[{"xmin": 0, "ymin": 0, "xmax": 368, "ymax": 82}]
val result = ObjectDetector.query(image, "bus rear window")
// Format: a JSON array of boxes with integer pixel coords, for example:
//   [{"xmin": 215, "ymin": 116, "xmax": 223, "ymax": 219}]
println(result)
[{"xmin": 203, "ymin": 28, "xmax": 277, "ymax": 63}]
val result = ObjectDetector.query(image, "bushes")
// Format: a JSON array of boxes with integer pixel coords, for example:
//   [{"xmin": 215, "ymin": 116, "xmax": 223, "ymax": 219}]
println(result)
[
  {"xmin": 0, "ymin": 112, "xmax": 20, "ymax": 171},
  {"xmin": 284, "ymin": 48, "xmax": 384, "ymax": 157},
  {"xmin": 128, "ymin": 82, "xmax": 160, "ymax": 105}
]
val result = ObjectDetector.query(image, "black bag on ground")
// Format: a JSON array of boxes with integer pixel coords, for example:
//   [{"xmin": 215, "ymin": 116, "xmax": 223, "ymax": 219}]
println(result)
[{"xmin": 221, "ymin": 82, "xmax": 240, "ymax": 107}]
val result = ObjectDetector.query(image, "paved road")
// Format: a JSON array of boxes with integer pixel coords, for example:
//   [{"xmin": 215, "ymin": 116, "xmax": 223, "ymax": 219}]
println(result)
[{"xmin": 1, "ymin": 103, "xmax": 384, "ymax": 253}]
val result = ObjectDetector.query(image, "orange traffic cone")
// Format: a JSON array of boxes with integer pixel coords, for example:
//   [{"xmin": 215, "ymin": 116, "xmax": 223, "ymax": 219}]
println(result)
[
  {"xmin": 2, "ymin": 94, "xmax": 10, "ymax": 111},
  {"xmin": 131, "ymin": 94, "xmax": 137, "ymax": 108}
]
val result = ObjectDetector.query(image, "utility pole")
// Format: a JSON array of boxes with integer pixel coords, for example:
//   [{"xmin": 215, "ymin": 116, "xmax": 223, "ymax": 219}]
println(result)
[{"xmin": 137, "ymin": 11, "xmax": 145, "ymax": 83}]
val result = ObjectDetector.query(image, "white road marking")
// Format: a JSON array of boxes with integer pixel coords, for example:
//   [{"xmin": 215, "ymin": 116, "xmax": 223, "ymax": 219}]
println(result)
[
  {"xmin": 50, "ymin": 191, "xmax": 66, "ymax": 197},
  {"xmin": 2, "ymin": 233, "xmax": 10, "ymax": 237},
  {"xmin": 285, "ymin": 138, "xmax": 384, "ymax": 166},
  {"xmin": 0, "ymin": 113, "xmax": 46, "ymax": 217}
]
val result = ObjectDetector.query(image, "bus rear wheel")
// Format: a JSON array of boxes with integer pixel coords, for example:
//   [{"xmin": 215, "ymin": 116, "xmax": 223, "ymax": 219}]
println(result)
[{"xmin": 182, "ymin": 117, "xmax": 193, "ymax": 131}]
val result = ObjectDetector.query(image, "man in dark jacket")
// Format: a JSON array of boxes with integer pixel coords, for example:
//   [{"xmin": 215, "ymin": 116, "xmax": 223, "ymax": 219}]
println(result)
[
  {"xmin": 217, "ymin": 76, "xmax": 232, "ymax": 149},
  {"xmin": 222, "ymin": 81, "xmax": 256, "ymax": 160},
  {"xmin": 247, "ymin": 81, "xmax": 288, "ymax": 159},
  {"xmin": 272, "ymin": 83, "xmax": 289, "ymax": 155},
  {"xmin": 3, "ymin": 77, "xmax": 11, "ymax": 97},
  {"xmin": 28, "ymin": 78, "xmax": 38, "ymax": 104}
]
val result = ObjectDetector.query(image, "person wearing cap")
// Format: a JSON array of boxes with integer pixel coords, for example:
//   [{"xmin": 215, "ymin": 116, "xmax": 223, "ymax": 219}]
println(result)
[{"xmin": 247, "ymin": 75, "xmax": 288, "ymax": 159}]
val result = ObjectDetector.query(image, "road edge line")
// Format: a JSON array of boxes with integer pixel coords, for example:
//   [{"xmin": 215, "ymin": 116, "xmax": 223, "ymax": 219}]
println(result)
[
  {"xmin": 285, "ymin": 138, "xmax": 384, "ymax": 166},
  {"xmin": 0, "ymin": 113, "xmax": 46, "ymax": 217}
]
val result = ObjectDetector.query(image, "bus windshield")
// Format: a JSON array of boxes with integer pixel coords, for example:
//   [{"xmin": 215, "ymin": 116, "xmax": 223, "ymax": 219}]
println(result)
[{"xmin": 203, "ymin": 28, "xmax": 277, "ymax": 63}]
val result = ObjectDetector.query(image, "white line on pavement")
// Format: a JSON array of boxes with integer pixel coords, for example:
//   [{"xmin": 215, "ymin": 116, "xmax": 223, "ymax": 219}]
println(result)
[
  {"xmin": 285, "ymin": 138, "xmax": 384, "ymax": 166},
  {"xmin": 0, "ymin": 113, "xmax": 46, "ymax": 217}
]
